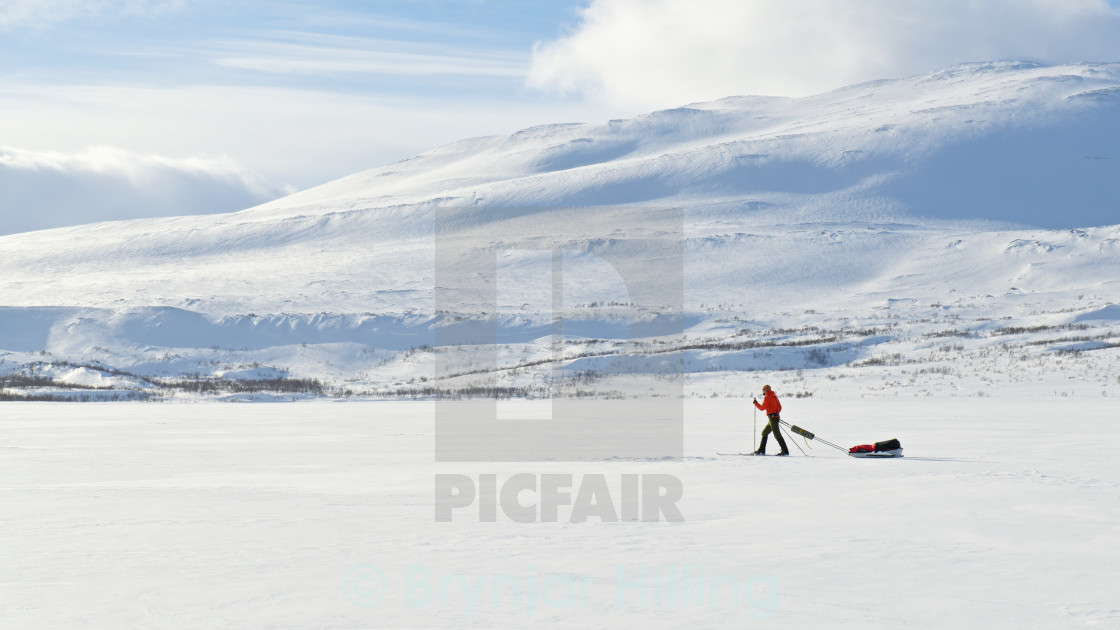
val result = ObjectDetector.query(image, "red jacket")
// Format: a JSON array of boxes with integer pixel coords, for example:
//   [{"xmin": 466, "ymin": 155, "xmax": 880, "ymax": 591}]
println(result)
[{"xmin": 754, "ymin": 390, "xmax": 781, "ymax": 416}]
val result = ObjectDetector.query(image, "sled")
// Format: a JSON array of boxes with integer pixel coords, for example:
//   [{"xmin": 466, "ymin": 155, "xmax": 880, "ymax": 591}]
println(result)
[
  {"xmin": 848, "ymin": 438, "xmax": 903, "ymax": 458},
  {"xmin": 848, "ymin": 448, "xmax": 903, "ymax": 458}
]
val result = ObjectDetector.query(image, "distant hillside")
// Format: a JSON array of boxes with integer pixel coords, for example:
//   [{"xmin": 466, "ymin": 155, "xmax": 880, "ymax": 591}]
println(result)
[{"xmin": 0, "ymin": 62, "xmax": 1117, "ymax": 400}]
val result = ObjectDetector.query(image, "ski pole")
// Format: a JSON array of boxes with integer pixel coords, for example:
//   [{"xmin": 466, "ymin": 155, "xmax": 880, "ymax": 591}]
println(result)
[
  {"xmin": 752, "ymin": 395, "xmax": 757, "ymax": 452},
  {"xmin": 784, "ymin": 422, "xmax": 807, "ymax": 456}
]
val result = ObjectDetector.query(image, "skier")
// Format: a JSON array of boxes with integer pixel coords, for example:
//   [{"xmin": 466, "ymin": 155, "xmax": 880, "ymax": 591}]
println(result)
[{"xmin": 753, "ymin": 384, "xmax": 789, "ymax": 456}]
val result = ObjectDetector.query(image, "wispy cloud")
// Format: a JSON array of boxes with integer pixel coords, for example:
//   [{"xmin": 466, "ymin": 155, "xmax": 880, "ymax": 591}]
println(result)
[
  {"xmin": 529, "ymin": 0, "xmax": 1120, "ymax": 108},
  {"xmin": 210, "ymin": 34, "xmax": 528, "ymax": 77},
  {"xmin": 0, "ymin": 145, "xmax": 282, "ymax": 235}
]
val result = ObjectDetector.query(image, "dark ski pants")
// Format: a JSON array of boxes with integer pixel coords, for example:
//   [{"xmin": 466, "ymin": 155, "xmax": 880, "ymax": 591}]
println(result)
[{"xmin": 758, "ymin": 414, "xmax": 789, "ymax": 454}]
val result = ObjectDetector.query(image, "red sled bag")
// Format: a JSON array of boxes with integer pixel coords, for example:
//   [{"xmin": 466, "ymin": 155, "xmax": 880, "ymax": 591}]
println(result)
[{"xmin": 849, "ymin": 438, "xmax": 903, "ymax": 458}]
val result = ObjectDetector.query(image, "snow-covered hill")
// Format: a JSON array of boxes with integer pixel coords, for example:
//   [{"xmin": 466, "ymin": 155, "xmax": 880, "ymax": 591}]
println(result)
[{"xmin": 1, "ymin": 62, "xmax": 1118, "ymax": 400}]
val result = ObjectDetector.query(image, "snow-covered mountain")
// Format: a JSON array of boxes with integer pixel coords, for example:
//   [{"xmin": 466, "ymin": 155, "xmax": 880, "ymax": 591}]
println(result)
[{"xmin": 1, "ymin": 61, "xmax": 1118, "ymax": 400}]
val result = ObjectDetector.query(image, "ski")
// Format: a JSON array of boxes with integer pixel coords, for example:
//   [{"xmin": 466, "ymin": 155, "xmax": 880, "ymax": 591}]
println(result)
[{"xmin": 716, "ymin": 452, "xmax": 790, "ymax": 456}]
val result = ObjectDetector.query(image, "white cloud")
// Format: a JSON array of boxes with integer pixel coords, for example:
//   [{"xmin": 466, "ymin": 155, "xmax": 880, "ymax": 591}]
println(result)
[
  {"xmin": 528, "ymin": 0, "xmax": 1120, "ymax": 108},
  {"xmin": 0, "ymin": 146, "xmax": 283, "ymax": 235},
  {"xmin": 0, "ymin": 83, "xmax": 620, "ymax": 195}
]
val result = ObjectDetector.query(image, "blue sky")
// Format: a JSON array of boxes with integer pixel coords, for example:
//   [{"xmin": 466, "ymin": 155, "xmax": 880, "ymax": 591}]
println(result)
[
  {"xmin": 3, "ymin": 0, "xmax": 1120, "ymax": 234},
  {"xmin": 1, "ymin": 2, "xmax": 603, "ymax": 190},
  {"xmin": 2, "ymin": 2, "xmax": 574, "ymax": 100}
]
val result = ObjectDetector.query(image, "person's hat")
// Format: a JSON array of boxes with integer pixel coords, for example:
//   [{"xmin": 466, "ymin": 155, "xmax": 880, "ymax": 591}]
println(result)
[{"xmin": 761, "ymin": 384, "xmax": 771, "ymax": 392}]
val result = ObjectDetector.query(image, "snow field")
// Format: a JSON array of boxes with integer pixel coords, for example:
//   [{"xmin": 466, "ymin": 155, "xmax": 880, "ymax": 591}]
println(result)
[
  {"xmin": 1, "ymin": 60, "xmax": 1119, "ymax": 629},
  {"xmin": 2, "ymin": 399, "xmax": 1117, "ymax": 628}
]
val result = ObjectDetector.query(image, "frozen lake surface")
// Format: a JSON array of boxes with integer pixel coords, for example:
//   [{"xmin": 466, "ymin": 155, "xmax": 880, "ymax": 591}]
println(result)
[{"xmin": 3, "ymin": 398, "xmax": 1118, "ymax": 628}]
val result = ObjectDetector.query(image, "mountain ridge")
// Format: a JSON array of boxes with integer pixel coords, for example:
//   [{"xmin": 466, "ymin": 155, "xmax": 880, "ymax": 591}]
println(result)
[
  {"xmin": 1, "ymin": 62, "xmax": 1117, "ymax": 315},
  {"xmin": 229, "ymin": 60, "xmax": 1119, "ymax": 227}
]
